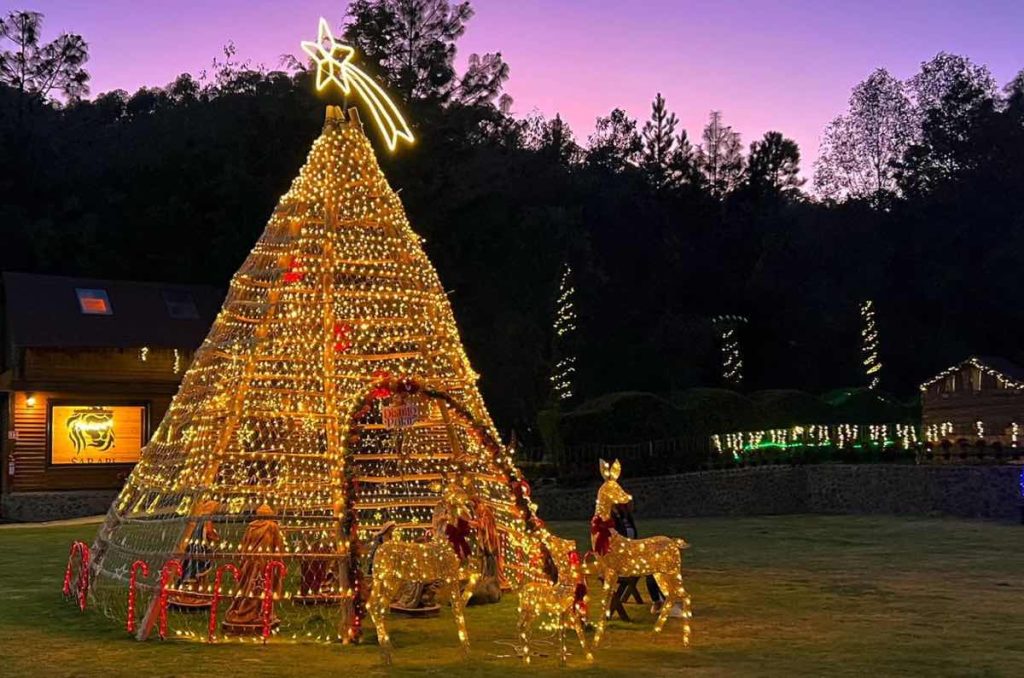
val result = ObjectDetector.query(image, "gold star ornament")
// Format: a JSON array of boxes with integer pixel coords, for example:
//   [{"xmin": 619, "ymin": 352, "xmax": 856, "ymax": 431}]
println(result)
[{"xmin": 301, "ymin": 18, "xmax": 415, "ymax": 151}]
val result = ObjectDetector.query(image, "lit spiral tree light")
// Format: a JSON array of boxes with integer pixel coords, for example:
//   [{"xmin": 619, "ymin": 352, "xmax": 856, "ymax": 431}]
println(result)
[
  {"xmin": 550, "ymin": 263, "xmax": 578, "ymax": 403},
  {"xmin": 860, "ymin": 300, "xmax": 882, "ymax": 389},
  {"xmin": 712, "ymin": 315, "xmax": 747, "ymax": 389}
]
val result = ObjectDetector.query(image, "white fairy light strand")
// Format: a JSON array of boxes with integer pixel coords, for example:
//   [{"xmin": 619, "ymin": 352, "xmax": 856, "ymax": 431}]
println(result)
[
  {"xmin": 860, "ymin": 300, "xmax": 881, "ymax": 390},
  {"xmin": 550, "ymin": 264, "xmax": 577, "ymax": 402}
]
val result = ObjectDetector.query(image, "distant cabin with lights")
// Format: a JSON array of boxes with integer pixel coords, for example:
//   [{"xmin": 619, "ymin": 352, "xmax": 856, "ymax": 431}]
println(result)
[
  {"xmin": 920, "ymin": 356, "xmax": 1024, "ymax": 446},
  {"xmin": 0, "ymin": 272, "xmax": 222, "ymax": 521}
]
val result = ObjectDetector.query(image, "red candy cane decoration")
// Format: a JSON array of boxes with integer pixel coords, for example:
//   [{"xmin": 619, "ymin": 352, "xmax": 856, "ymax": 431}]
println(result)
[
  {"xmin": 126, "ymin": 560, "xmax": 150, "ymax": 633},
  {"xmin": 62, "ymin": 543, "xmax": 79, "ymax": 596},
  {"xmin": 261, "ymin": 560, "xmax": 287, "ymax": 642},
  {"xmin": 62, "ymin": 541, "xmax": 91, "ymax": 611},
  {"xmin": 208, "ymin": 563, "xmax": 241, "ymax": 642},
  {"xmin": 156, "ymin": 559, "xmax": 183, "ymax": 640}
]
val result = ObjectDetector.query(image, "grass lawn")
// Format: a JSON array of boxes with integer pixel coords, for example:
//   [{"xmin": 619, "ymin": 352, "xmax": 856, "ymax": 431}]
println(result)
[{"xmin": 2, "ymin": 515, "xmax": 1023, "ymax": 677}]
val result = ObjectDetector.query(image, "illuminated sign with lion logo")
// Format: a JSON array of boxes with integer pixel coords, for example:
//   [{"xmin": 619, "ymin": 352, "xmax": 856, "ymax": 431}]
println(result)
[
  {"xmin": 67, "ymin": 408, "xmax": 115, "ymax": 452},
  {"xmin": 50, "ymin": 404, "xmax": 146, "ymax": 465}
]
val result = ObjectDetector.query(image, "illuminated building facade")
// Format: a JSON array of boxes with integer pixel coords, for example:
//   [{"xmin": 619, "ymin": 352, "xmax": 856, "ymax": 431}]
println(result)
[
  {"xmin": 920, "ymin": 356, "xmax": 1024, "ymax": 446},
  {"xmin": 0, "ymin": 272, "xmax": 222, "ymax": 520}
]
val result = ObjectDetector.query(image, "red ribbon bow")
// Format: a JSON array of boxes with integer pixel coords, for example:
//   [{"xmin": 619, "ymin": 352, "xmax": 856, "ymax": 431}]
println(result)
[
  {"xmin": 333, "ymin": 322, "xmax": 353, "ymax": 352},
  {"xmin": 282, "ymin": 255, "xmax": 304, "ymax": 283},
  {"xmin": 590, "ymin": 515, "xmax": 616, "ymax": 556},
  {"xmin": 445, "ymin": 517, "xmax": 472, "ymax": 561},
  {"xmin": 573, "ymin": 582, "xmax": 588, "ymax": 615}
]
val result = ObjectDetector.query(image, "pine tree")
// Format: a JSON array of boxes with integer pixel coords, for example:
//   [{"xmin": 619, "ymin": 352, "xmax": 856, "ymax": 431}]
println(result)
[
  {"xmin": 642, "ymin": 92, "xmax": 679, "ymax": 188},
  {"xmin": 697, "ymin": 110, "xmax": 744, "ymax": 197},
  {"xmin": 745, "ymin": 131, "xmax": 804, "ymax": 198},
  {"xmin": 671, "ymin": 128, "xmax": 700, "ymax": 186},
  {"xmin": 0, "ymin": 10, "xmax": 90, "ymax": 101}
]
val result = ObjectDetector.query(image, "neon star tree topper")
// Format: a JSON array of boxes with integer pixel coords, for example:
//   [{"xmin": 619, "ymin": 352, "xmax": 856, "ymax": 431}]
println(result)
[{"xmin": 301, "ymin": 17, "xmax": 415, "ymax": 151}]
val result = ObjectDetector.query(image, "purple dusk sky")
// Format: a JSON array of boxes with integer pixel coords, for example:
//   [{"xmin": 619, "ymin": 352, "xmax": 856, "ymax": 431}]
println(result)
[{"xmin": 23, "ymin": 0, "xmax": 1024, "ymax": 168}]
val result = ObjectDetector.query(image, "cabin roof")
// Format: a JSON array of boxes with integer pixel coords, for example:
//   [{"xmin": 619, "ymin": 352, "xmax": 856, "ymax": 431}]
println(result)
[
  {"xmin": 919, "ymin": 355, "xmax": 1024, "ymax": 392},
  {"xmin": 1, "ymin": 271, "xmax": 223, "ymax": 350}
]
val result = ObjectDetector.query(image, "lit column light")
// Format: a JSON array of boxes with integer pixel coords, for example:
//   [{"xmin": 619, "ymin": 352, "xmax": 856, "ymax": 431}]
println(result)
[
  {"xmin": 860, "ymin": 300, "xmax": 882, "ymax": 389},
  {"xmin": 712, "ymin": 315, "xmax": 747, "ymax": 388},
  {"xmin": 550, "ymin": 263, "xmax": 578, "ymax": 402}
]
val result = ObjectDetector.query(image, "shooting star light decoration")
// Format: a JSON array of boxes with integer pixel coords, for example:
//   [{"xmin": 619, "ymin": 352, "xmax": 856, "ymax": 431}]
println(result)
[{"xmin": 301, "ymin": 17, "xmax": 415, "ymax": 151}]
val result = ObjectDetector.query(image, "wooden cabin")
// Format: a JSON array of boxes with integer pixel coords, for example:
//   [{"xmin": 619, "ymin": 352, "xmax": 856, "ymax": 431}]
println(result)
[
  {"xmin": 920, "ymin": 356, "xmax": 1024, "ymax": 446},
  {"xmin": 0, "ymin": 272, "xmax": 221, "ymax": 520}
]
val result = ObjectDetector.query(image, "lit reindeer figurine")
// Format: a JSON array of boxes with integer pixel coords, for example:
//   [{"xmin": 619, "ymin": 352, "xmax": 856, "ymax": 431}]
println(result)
[
  {"xmin": 517, "ymin": 530, "xmax": 593, "ymax": 665},
  {"xmin": 590, "ymin": 458, "xmax": 692, "ymax": 647},
  {"xmin": 368, "ymin": 479, "xmax": 480, "ymax": 665}
]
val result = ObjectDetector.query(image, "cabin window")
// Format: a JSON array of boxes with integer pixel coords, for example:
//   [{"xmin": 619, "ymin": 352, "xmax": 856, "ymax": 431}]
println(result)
[
  {"xmin": 971, "ymin": 367, "xmax": 982, "ymax": 392},
  {"xmin": 944, "ymin": 374, "xmax": 956, "ymax": 392},
  {"xmin": 162, "ymin": 290, "xmax": 199, "ymax": 319},
  {"xmin": 75, "ymin": 288, "xmax": 112, "ymax": 315}
]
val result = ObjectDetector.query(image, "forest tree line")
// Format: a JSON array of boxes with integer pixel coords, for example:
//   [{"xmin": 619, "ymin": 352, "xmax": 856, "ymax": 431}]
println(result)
[{"xmin": 2, "ymin": 3, "xmax": 1024, "ymax": 437}]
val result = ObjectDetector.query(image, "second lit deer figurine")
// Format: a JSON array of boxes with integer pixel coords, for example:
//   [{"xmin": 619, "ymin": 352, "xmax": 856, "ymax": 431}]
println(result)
[
  {"xmin": 517, "ymin": 529, "xmax": 592, "ymax": 665},
  {"xmin": 589, "ymin": 458, "xmax": 692, "ymax": 647},
  {"xmin": 368, "ymin": 479, "xmax": 480, "ymax": 665}
]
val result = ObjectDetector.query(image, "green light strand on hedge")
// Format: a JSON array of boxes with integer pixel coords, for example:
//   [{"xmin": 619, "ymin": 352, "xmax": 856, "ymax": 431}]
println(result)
[{"xmin": 740, "ymin": 439, "xmax": 896, "ymax": 453}]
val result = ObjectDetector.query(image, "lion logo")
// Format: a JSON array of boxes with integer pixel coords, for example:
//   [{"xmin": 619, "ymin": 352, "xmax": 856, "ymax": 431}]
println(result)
[{"xmin": 66, "ymin": 408, "xmax": 115, "ymax": 454}]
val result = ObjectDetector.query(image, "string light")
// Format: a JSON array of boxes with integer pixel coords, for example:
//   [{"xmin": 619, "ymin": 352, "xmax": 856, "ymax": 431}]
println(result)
[
  {"xmin": 550, "ymin": 263, "xmax": 577, "ymax": 402},
  {"xmin": 942, "ymin": 421, "xmax": 953, "ymax": 438},
  {"xmin": 712, "ymin": 422, "xmax": 917, "ymax": 457},
  {"xmin": 860, "ymin": 300, "xmax": 881, "ymax": 389},
  {"xmin": 920, "ymin": 356, "xmax": 1024, "ymax": 392},
  {"xmin": 712, "ymin": 315, "xmax": 746, "ymax": 388}
]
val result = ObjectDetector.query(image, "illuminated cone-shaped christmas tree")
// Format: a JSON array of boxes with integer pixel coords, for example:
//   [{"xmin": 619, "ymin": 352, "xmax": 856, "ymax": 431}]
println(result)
[{"xmin": 87, "ymin": 101, "xmax": 538, "ymax": 642}]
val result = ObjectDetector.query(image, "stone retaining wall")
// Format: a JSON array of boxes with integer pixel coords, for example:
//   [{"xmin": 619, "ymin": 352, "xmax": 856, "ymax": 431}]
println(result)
[
  {"xmin": 3, "ymin": 465, "xmax": 1021, "ymax": 523},
  {"xmin": 534, "ymin": 464, "xmax": 1024, "ymax": 522},
  {"xmin": 1, "ymin": 491, "xmax": 117, "ymax": 522}
]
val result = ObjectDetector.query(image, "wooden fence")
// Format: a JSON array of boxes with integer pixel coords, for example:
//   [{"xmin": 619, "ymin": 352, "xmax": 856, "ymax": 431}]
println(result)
[{"xmin": 516, "ymin": 435, "xmax": 710, "ymax": 482}]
